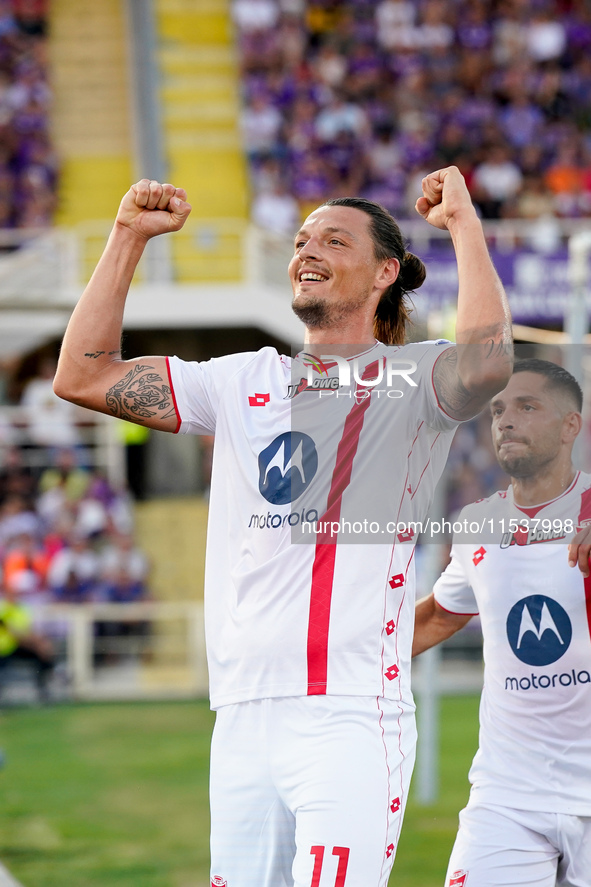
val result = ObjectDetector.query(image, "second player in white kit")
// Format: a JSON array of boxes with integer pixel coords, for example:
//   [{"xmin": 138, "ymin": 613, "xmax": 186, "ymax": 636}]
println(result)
[{"xmin": 414, "ymin": 360, "xmax": 591, "ymax": 887}]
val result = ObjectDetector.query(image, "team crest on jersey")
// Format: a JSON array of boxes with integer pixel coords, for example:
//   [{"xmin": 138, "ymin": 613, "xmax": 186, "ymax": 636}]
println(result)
[
  {"xmin": 506, "ymin": 595, "xmax": 572, "ymax": 666},
  {"xmin": 258, "ymin": 432, "xmax": 318, "ymax": 504},
  {"xmin": 211, "ymin": 877, "xmax": 227, "ymax": 887},
  {"xmin": 449, "ymin": 871, "xmax": 468, "ymax": 887}
]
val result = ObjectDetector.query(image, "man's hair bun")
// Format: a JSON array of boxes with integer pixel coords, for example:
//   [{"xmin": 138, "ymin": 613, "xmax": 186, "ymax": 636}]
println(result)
[{"xmin": 399, "ymin": 251, "xmax": 426, "ymax": 293}]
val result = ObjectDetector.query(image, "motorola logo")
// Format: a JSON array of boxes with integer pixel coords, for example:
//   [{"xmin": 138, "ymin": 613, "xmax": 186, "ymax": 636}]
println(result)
[
  {"xmin": 506, "ymin": 595, "xmax": 572, "ymax": 666},
  {"xmin": 258, "ymin": 432, "xmax": 318, "ymax": 505}
]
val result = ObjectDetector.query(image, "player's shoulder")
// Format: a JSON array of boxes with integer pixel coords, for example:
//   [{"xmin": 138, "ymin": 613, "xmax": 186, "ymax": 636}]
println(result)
[
  {"xmin": 375, "ymin": 339, "xmax": 454, "ymax": 379},
  {"xmin": 212, "ymin": 346, "xmax": 283, "ymax": 373},
  {"xmin": 172, "ymin": 346, "xmax": 284, "ymax": 382},
  {"xmin": 393, "ymin": 339, "xmax": 454, "ymax": 358}
]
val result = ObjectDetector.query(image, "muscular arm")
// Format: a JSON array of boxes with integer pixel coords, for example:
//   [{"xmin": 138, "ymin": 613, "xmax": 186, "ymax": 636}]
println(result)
[
  {"xmin": 53, "ymin": 180, "xmax": 192, "ymax": 432},
  {"xmin": 416, "ymin": 167, "xmax": 513, "ymax": 421},
  {"xmin": 412, "ymin": 592, "xmax": 473, "ymax": 657}
]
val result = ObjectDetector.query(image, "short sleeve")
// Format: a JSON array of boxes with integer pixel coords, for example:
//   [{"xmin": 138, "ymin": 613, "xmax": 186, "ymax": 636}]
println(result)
[
  {"xmin": 403, "ymin": 340, "xmax": 460, "ymax": 432},
  {"xmin": 167, "ymin": 352, "xmax": 258, "ymax": 435},
  {"xmin": 433, "ymin": 545, "xmax": 479, "ymax": 615}
]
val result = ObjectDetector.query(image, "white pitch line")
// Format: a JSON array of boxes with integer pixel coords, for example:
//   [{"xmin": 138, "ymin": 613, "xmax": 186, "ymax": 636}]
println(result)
[{"xmin": 0, "ymin": 862, "xmax": 23, "ymax": 887}]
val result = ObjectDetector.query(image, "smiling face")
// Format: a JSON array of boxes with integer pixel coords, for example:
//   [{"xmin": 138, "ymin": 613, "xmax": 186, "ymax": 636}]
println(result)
[
  {"xmin": 490, "ymin": 371, "xmax": 577, "ymax": 479},
  {"xmin": 288, "ymin": 204, "xmax": 397, "ymax": 332}
]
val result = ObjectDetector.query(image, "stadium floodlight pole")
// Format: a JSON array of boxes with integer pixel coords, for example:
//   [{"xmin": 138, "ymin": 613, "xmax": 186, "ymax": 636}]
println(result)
[
  {"xmin": 124, "ymin": 0, "xmax": 173, "ymax": 283},
  {"xmin": 566, "ymin": 230, "xmax": 591, "ymax": 469},
  {"xmin": 566, "ymin": 230, "xmax": 591, "ymax": 367}
]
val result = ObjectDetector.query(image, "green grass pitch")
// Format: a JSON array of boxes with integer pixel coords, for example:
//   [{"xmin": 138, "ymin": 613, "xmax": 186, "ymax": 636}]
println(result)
[{"xmin": 0, "ymin": 696, "xmax": 480, "ymax": 886}]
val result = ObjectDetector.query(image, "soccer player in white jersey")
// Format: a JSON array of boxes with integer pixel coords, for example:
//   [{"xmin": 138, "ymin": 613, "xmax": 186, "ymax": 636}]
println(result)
[
  {"xmin": 53, "ymin": 166, "xmax": 512, "ymax": 887},
  {"xmin": 414, "ymin": 358, "xmax": 591, "ymax": 887}
]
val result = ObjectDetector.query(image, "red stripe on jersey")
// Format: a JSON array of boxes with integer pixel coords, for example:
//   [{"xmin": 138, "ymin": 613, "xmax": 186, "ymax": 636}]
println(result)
[
  {"xmin": 578, "ymin": 482, "xmax": 591, "ymax": 526},
  {"xmin": 165, "ymin": 356, "xmax": 182, "ymax": 434},
  {"xmin": 584, "ymin": 575, "xmax": 591, "ymax": 644},
  {"xmin": 306, "ymin": 361, "xmax": 378, "ymax": 695},
  {"xmin": 578, "ymin": 486, "xmax": 591, "ymax": 640}
]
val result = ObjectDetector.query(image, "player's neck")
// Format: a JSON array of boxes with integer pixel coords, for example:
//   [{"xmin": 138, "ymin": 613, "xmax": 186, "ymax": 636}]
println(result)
[
  {"xmin": 511, "ymin": 463, "xmax": 577, "ymax": 507},
  {"xmin": 304, "ymin": 317, "xmax": 377, "ymax": 350}
]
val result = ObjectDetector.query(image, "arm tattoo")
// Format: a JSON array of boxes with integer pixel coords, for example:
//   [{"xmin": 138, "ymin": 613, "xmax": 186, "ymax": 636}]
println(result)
[
  {"xmin": 434, "ymin": 324, "xmax": 513, "ymax": 419},
  {"xmin": 84, "ymin": 349, "xmax": 122, "ymax": 358},
  {"xmin": 106, "ymin": 363, "xmax": 176, "ymax": 424},
  {"xmin": 484, "ymin": 333, "xmax": 514, "ymax": 361},
  {"xmin": 433, "ymin": 347, "xmax": 484, "ymax": 419}
]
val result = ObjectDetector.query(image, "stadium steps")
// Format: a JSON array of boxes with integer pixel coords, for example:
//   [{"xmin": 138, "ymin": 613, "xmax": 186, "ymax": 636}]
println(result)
[
  {"xmin": 48, "ymin": 0, "xmax": 134, "ymax": 226},
  {"xmin": 155, "ymin": 0, "xmax": 249, "ymax": 280},
  {"xmin": 134, "ymin": 497, "xmax": 208, "ymax": 601}
]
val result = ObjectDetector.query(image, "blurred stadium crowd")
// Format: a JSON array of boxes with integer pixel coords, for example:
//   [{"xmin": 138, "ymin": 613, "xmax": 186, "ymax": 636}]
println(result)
[
  {"xmin": 234, "ymin": 0, "xmax": 591, "ymax": 234},
  {"xmin": 0, "ymin": 359, "xmax": 146, "ymax": 615},
  {"xmin": 0, "ymin": 441, "xmax": 149, "ymax": 608},
  {"xmin": 0, "ymin": 0, "xmax": 55, "ymax": 230}
]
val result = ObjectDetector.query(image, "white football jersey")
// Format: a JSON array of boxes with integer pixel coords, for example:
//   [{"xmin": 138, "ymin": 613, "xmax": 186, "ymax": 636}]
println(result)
[
  {"xmin": 434, "ymin": 472, "xmax": 591, "ymax": 815},
  {"xmin": 168, "ymin": 342, "xmax": 459, "ymax": 709}
]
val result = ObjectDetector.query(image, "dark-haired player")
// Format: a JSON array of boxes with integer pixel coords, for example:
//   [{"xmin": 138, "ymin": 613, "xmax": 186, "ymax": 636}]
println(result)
[
  {"xmin": 54, "ymin": 166, "xmax": 511, "ymax": 886},
  {"xmin": 414, "ymin": 359, "xmax": 591, "ymax": 887}
]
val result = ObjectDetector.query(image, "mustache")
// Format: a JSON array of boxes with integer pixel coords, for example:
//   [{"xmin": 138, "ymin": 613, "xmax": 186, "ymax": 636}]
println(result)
[
  {"xmin": 298, "ymin": 263, "xmax": 330, "ymax": 276},
  {"xmin": 497, "ymin": 435, "xmax": 529, "ymax": 446}
]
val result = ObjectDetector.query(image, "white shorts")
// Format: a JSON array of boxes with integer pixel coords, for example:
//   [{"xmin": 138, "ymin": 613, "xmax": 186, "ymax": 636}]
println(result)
[
  {"xmin": 445, "ymin": 801, "xmax": 591, "ymax": 887},
  {"xmin": 209, "ymin": 695, "xmax": 417, "ymax": 887}
]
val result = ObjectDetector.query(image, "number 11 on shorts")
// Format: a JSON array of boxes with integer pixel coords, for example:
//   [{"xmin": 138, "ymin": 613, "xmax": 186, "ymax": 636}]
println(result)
[{"xmin": 310, "ymin": 845, "xmax": 350, "ymax": 886}]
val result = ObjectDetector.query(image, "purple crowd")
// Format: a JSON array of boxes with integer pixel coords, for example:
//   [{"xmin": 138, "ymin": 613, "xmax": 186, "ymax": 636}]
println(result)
[
  {"xmin": 0, "ymin": 0, "xmax": 55, "ymax": 230},
  {"xmin": 234, "ymin": 0, "xmax": 591, "ymax": 232}
]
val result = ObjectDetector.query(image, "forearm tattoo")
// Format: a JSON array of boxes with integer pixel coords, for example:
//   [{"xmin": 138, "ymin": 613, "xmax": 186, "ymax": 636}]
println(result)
[
  {"xmin": 84, "ymin": 350, "xmax": 121, "ymax": 358},
  {"xmin": 484, "ymin": 326, "xmax": 514, "ymax": 361},
  {"xmin": 106, "ymin": 363, "xmax": 176, "ymax": 423}
]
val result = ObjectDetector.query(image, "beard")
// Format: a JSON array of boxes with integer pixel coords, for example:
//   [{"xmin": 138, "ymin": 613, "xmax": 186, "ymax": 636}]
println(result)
[
  {"xmin": 291, "ymin": 295, "xmax": 333, "ymax": 328},
  {"xmin": 497, "ymin": 450, "xmax": 538, "ymax": 478},
  {"xmin": 496, "ymin": 442, "xmax": 554, "ymax": 479},
  {"xmin": 291, "ymin": 290, "xmax": 369, "ymax": 329}
]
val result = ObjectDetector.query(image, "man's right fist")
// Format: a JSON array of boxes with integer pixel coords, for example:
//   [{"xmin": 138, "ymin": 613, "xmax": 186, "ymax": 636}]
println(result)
[{"xmin": 116, "ymin": 179, "xmax": 192, "ymax": 239}]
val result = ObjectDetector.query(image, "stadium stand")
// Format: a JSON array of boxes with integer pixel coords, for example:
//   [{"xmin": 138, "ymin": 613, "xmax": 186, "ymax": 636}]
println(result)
[
  {"xmin": 155, "ymin": 0, "xmax": 250, "ymax": 281},
  {"xmin": 48, "ymin": 0, "xmax": 134, "ymax": 226},
  {"xmin": 233, "ymin": 0, "xmax": 591, "ymax": 227},
  {"xmin": 0, "ymin": 447, "xmax": 144, "ymax": 608},
  {"xmin": 0, "ymin": 0, "xmax": 55, "ymax": 229},
  {"xmin": 156, "ymin": 0, "xmax": 248, "ymax": 219}
]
